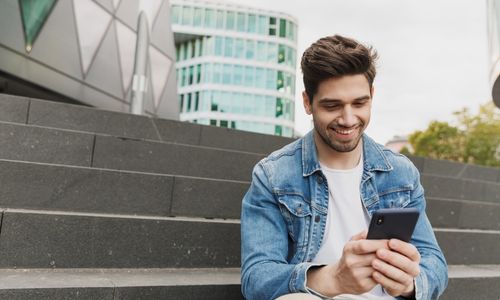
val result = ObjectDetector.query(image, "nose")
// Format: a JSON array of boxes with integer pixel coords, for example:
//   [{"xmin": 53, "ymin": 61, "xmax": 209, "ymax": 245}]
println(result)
[{"xmin": 338, "ymin": 106, "xmax": 357, "ymax": 127}]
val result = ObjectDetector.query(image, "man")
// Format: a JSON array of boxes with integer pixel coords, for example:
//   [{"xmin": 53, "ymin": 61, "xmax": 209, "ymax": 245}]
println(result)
[{"xmin": 240, "ymin": 35, "xmax": 448, "ymax": 300}]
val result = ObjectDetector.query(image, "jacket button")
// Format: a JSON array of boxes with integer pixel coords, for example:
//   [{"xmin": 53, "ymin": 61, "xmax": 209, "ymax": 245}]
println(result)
[
  {"xmin": 314, "ymin": 215, "xmax": 320, "ymax": 222},
  {"xmin": 317, "ymin": 176, "xmax": 323, "ymax": 183}
]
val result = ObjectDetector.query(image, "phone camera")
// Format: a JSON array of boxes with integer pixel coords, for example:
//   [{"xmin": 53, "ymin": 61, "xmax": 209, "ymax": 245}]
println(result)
[{"xmin": 376, "ymin": 216, "xmax": 384, "ymax": 225}]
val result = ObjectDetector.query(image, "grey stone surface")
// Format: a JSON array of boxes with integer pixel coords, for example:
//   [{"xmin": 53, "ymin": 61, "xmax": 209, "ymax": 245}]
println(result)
[
  {"xmin": 436, "ymin": 230, "xmax": 500, "ymax": 265},
  {"xmin": 0, "ymin": 160, "xmax": 173, "ymax": 216},
  {"xmin": 460, "ymin": 164, "xmax": 500, "ymax": 182},
  {"xmin": 115, "ymin": 285, "xmax": 243, "ymax": 300},
  {"xmin": 153, "ymin": 118, "xmax": 202, "ymax": 145},
  {"xmin": 483, "ymin": 181, "xmax": 500, "ymax": 203},
  {"xmin": 441, "ymin": 277, "xmax": 500, "ymax": 300},
  {"xmin": 423, "ymin": 158, "xmax": 465, "ymax": 177},
  {"xmin": 0, "ymin": 123, "xmax": 93, "ymax": 166},
  {"xmin": 0, "ymin": 212, "xmax": 240, "ymax": 268},
  {"xmin": 199, "ymin": 125, "xmax": 293, "ymax": 154},
  {"xmin": 28, "ymin": 99, "xmax": 160, "ymax": 140},
  {"xmin": 406, "ymin": 155, "xmax": 424, "ymax": 173},
  {"xmin": 426, "ymin": 198, "xmax": 500, "ymax": 230},
  {"xmin": 421, "ymin": 175, "xmax": 465, "ymax": 200},
  {"xmin": 92, "ymin": 135, "xmax": 262, "ymax": 181},
  {"xmin": 171, "ymin": 176, "xmax": 248, "ymax": 219},
  {"xmin": 0, "ymin": 93, "xmax": 29, "ymax": 124},
  {"xmin": 0, "ymin": 288, "xmax": 114, "ymax": 300}
]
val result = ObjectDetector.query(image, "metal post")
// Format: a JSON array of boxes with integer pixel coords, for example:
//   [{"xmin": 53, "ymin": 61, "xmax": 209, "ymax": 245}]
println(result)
[{"xmin": 130, "ymin": 11, "xmax": 149, "ymax": 115}]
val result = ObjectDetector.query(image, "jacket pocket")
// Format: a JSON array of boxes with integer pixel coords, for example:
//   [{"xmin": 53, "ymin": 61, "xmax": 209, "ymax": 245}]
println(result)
[
  {"xmin": 278, "ymin": 194, "xmax": 311, "ymax": 248},
  {"xmin": 378, "ymin": 189, "xmax": 411, "ymax": 208}
]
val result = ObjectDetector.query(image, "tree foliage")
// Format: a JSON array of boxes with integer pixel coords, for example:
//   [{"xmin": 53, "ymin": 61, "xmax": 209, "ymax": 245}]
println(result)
[{"xmin": 407, "ymin": 102, "xmax": 500, "ymax": 167}]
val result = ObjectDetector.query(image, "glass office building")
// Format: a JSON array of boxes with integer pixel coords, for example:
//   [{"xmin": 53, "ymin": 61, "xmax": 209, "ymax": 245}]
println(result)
[{"xmin": 171, "ymin": 0, "xmax": 298, "ymax": 137}]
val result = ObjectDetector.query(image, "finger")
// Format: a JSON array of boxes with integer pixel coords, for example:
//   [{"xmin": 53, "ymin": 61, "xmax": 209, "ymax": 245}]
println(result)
[
  {"xmin": 342, "ymin": 253, "xmax": 378, "ymax": 268},
  {"xmin": 376, "ymin": 248, "xmax": 420, "ymax": 277},
  {"xmin": 372, "ymin": 258, "xmax": 415, "ymax": 287},
  {"xmin": 372, "ymin": 271, "xmax": 410, "ymax": 297},
  {"xmin": 350, "ymin": 230, "xmax": 368, "ymax": 241},
  {"xmin": 347, "ymin": 239, "xmax": 389, "ymax": 255},
  {"xmin": 388, "ymin": 239, "xmax": 421, "ymax": 262}
]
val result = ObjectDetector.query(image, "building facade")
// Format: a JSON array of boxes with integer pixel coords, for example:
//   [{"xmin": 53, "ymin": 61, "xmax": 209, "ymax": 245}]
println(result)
[
  {"xmin": 0, "ymin": 0, "xmax": 179, "ymax": 119},
  {"xmin": 171, "ymin": 0, "xmax": 298, "ymax": 137},
  {"xmin": 488, "ymin": 0, "xmax": 500, "ymax": 109}
]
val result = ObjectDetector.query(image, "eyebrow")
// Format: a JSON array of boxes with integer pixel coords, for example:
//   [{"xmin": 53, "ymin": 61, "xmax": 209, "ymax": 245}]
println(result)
[{"xmin": 318, "ymin": 95, "xmax": 371, "ymax": 103}]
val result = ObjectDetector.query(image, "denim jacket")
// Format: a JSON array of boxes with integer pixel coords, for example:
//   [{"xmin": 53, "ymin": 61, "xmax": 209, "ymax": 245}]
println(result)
[{"xmin": 241, "ymin": 131, "xmax": 448, "ymax": 300}]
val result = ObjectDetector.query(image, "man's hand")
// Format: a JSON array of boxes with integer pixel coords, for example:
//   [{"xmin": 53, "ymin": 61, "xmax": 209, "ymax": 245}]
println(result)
[
  {"xmin": 307, "ymin": 230, "xmax": 389, "ymax": 297},
  {"xmin": 371, "ymin": 238, "xmax": 421, "ymax": 297}
]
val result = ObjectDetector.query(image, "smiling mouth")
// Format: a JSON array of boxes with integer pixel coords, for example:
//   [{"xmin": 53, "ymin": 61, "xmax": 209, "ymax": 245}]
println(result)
[{"xmin": 331, "ymin": 126, "xmax": 359, "ymax": 135}]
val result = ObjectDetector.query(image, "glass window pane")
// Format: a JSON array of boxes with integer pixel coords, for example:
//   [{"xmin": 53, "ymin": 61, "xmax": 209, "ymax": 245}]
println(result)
[
  {"xmin": 196, "ymin": 64, "xmax": 202, "ymax": 84},
  {"xmin": 216, "ymin": 10, "xmax": 224, "ymax": 29},
  {"xmin": 213, "ymin": 63, "xmax": 222, "ymax": 84},
  {"xmin": 278, "ymin": 44, "xmax": 286, "ymax": 64},
  {"xmin": 256, "ymin": 67, "xmax": 266, "ymax": 89},
  {"xmin": 188, "ymin": 65, "xmax": 194, "ymax": 85},
  {"xmin": 266, "ymin": 69, "xmax": 275, "ymax": 89},
  {"xmin": 214, "ymin": 36, "xmax": 223, "ymax": 56},
  {"xmin": 267, "ymin": 42, "xmax": 277, "ymax": 62},
  {"xmin": 269, "ymin": 17, "xmax": 276, "ymax": 36},
  {"xmin": 237, "ymin": 12, "xmax": 246, "ymax": 32},
  {"xmin": 258, "ymin": 15, "xmax": 267, "ymax": 35},
  {"xmin": 277, "ymin": 71, "xmax": 284, "ymax": 91},
  {"xmin": 172, "ymin": 5, "xmax": 181, "ymax": 24},
  {"xmin": 248, "ymin": 14, "xmax": 257, "ymax": 33},
  {"xmin": 205, "ymin": 9, "xmax": 215, "ymax": 28},
  {"xmin": 279, "ymin": 19, "xmax": 287, "ymax": 38},
  {"xmin": 257, "ymin": 41, "xmax": 266, "ymax": 61},
  {"xmin": 235, "ymin": 38, "xmax": 245, "ymax": 59},
  {"xmin": 244, "ymin": 66, "xmax": 254, "ymax": 87},
  {"xmin": 224, "ymin": 37, "xmax": 233, "ymax": 57},
  {"xmin": 203, "ymin": 63, "xmax": 212, "ymax": 83},
  {"xmin": 226, "ymin": 11, "xmax": 235, "ymax": 30},
  {"xmin": 193, "ymin": 7, "xmax": 203, "ymax": 26},
  {"xmin": 182, "ymin": 6, "xmax": 192, "ymax": 25},
  {"xmin": 179, "ymin": 94, "xmax": 184, "ymax": 112},
  {"xmin": 195, "ymin": 91, "xmax": 200, "ymax": 111},
  {"xmin": 187, "ymin": 93, "xmax": 192, "ymax": 111},
  {"xmin": 223, "ymin": 64, "xmax": 232, "ymax": 84},
  {"xmin": 234, "ymin": 65, "xmax": 243, "ymax": 85},
  {"xmin": 245, "ymin": 40, "xmax": 255, "ymax": 59}
]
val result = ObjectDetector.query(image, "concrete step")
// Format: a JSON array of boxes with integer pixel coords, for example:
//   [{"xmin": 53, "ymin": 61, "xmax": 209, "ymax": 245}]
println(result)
[
  {"xmin": 409, "ymin": 155, "xmax": 500, "ymax": 183},
  {"xmin": 0, "ymin": 209, "xmax": 240, "ymax": 269},
  {"xmin": 0, "ymin": 159, "xmax": 246, "ymax": 219},
  {"xmin": 422, "ymin": 173, "xmax": 500, "ymax": 204},
  {"xmin": 0, "ymin": 93, "xmax": 293, "ymax": 154},
  {"xmin": 0, "ymin": 268, "xmax": 242, "ymax": 300},
  {"xmin": 442, "ymin": 264, "xmax": 500, "ymax": 300},
  {"xmin": 435, "ymin": 228, "xmax": 500, "ymax": 265},
  {"xmin": 427, "ymin": 197, "xmax": 500, "ymax": 230},
  {"xmin": 0, "ymin": 122, "xmax": 263, "ymax": 181}
]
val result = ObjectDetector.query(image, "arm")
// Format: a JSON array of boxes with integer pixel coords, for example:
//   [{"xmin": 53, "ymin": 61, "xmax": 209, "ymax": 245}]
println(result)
[{"xmin": 241, "ymin": 163, "xmax": 316, "ymax": 300}]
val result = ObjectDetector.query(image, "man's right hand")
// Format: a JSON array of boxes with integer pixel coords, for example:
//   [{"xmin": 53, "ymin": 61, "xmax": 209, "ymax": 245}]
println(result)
[{"xmin": 306, "ymin": 230, "xmax": 390, "ymax": 297}]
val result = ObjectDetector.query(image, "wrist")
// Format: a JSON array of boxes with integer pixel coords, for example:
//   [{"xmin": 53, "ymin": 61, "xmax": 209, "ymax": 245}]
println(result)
[{"xmin": 306, "ymin": 264, "xmax": 342, "ymax": 297}]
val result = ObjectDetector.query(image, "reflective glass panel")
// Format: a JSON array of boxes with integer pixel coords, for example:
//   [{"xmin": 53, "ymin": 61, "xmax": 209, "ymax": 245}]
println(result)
[
  {"xmin": 248, "ymin": 14, "xmax": 257, "ymax": 33},
  {"xmin": 214, "ymin": 36, "xmax": 223, "ymax": 56},
  {"xmin": 213, "ymin": 63, "xmax": 222, "ymax": 83},
  {"xmin": 237, "ymin": 12, "xmax": 246, "ymax": 32},
  {"xmin": 267, "ymin": 42, "xmax": 277, "ymax": 62},
  {"xmin": 193, "ymin": 7, "xmax": 203, "ymax": 26},
  {"xmin": 233, "ymin": 65, "xmax": 243, "ymax": 85},
  {"xmin": 19, "ymin": 0, "xmax": 57, "ymax": 51},
  {"xmin": 279, "ymin": 19, "xmax": 287, "ymax": 38},
  {"xmin": 256, "ymin": 67, "xmax": 266, "ymax": 88},
  {"xmin": 257, "ymin": 41, "xmax": 266, "ymax": 61},
  {"xmin": 205, "ymin": 9, "xmax": 215, "ymax": 28},
  {"xmin": 266, "ymin": 69, "xmax": 275, "ymax": 89},
  {"xmin": 278, "ymin": 44, "xmax": 286, "ymax": 64},
  {"xmin": 245, "ymin": 40, "xmax": 255, "ymax": 59},
  {"xmin": 216, "ymin": 10, "xmax": 224, "ymax": 29},
  {"xmin": 222, "ymin": 64, "xmax": 232, "ymax": 84},
  {"xmin": 172, "ymin": 5, "xmax": 181, "ymax": 24},
  {"xmin": 181, "ymin": 6, "xmax": 192, "ymax": 25},
  {"xmin": 224, "ymin": 37, "xmax": 233, "ymax": 57},
  {"xmin": 258, "ymin": 15, "xmax": 267, "ymax": 35},
  {"xmin": 226, "ymin": 11, "xmax": 235, "ymax": 30},
  {"xmin": 235, "ymin": 38, "xmax": 245, "ymax": 59},
  {"xmin": 244, "ymin": 66, "xmax": 254, "ymax": 87}
]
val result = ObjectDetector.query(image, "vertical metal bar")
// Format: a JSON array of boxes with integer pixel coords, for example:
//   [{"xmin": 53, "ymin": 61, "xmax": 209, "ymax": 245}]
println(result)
[{"xmin": 131, "ymin": 11, "xmax": 149, "ymax": 115}]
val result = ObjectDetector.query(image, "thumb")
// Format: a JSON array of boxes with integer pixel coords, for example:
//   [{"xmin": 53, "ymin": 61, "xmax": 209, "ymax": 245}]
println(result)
[{"xmin": 350, "ymin": 230, "xmax": 368, "ymax": 241}]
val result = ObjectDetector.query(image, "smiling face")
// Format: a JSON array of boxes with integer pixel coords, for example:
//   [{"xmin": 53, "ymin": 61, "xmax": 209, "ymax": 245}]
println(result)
[{"xmin": 303, "ymin": 74, "xmax": 373, "ymax": 155}]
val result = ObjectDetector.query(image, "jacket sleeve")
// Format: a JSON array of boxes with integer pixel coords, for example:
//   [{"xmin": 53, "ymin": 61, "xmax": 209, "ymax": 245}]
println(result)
[
  {"xmin": 399, "ymin": 164, "xmax": 448, "ymax": 300},
  {"xmin": 241, "ymin": 162, "xmax": 318, "ymax": 300}
]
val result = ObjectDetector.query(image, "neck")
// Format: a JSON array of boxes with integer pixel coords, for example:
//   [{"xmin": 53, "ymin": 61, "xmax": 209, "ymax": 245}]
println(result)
[{"xmin": 314, "ymin": 132, "xmax": 363, "ymax": 170}]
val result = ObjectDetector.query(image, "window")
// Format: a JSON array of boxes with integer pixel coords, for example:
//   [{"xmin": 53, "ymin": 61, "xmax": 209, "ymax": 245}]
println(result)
[
  {"xmin": 181, "ymin": 67, "xmax": 187, "ymax": 86},
  {"xmin": 257, "ymin": 41, "xmax": 266, "ymax": 61},
  {"xmin": 216, "ymin": 10, "xmax": 224, "ymax": 29},
  {"xmin": 198, "ymin": 38, "xmax": 203, "ymax": 56},
  {"xmin": 275, "ymin": 125, "xmax": 283, "ymax": 136},
  {"xmin": 277, "ymin": 71, "xmax": 284, "ymax": 91},
  {"xmin": 266, "ymin": 69, "xmax": 275, "ymax": 89},
  {"xmin": 187, "ymin": 93, "xmax": 192, "ymax": 111},
  {"xmin": 244, "ymin": 66, "xmax": 254, "ymax": 87},
  {"xmin": 258, "ymin": 15, "xmax": 267, "ymax": 35},
  {"xmin": 205, "ymin": 9, "xmax": 215, "ymax": 28},
  {"xmin": 256, "ymin": 67, "xmax": 266, "ymax": 89},
  {"xmin": 179, "ymin": 94, "xmax": 184, "ymax": 112},
  {"xmin": 214, "ymin": 36, "xmax": 223, "ymax": 56},
  {"xmin": 196, "ymin": 64, "xmax": 201, "ymax": 84},
  {"xmin": 237, "ymin": 12, "xmax": 246, "ymax": 32},
  {"xmin": 193, "ymin": 7, "xmax": 203, "ymax": 26},
  {"xmin": 278, "ymin": 44, "xmax": 286, "ymax": 64},
  {"xmin": 226, "ymin": 11, "xmax": 235, "ymax": 30},
  {"xmin": 203, "ymin": 63, "xmax": 212, "ymax": 83},
  {"xmin": 181, "ymin": 6, "xmax": 192, "ymax": 25},
  {"xmin": 248, "ymin": 14, "xmax": 257, "ymax": 33},
  {"xmin": 210, "ymin": 119, "xmax": 217, "ymax": 126},
  {"xmin": 235, "ymin": 38, "xmax": 245, "ymax": 59},
  {"xmin": 269, "ymin": 17, "xmax": 276, "ymax": 36},
  {"xmin": 224, "ymin": 37, "xmax": 233, "ymax": 57},
  {"xmin": 233, "ymin": 65, "xmax": 243, "ymax": 85},
  {"xmin": 222, "ymin": 64, "xmax": 232, "ymax": 84},
  {"xmin": 172, "ymin": 5, "xmax": 181, "ymax": 24},
  {"xmin": 279, "ymin": 19, "xmax": 287, "ymax": 38},
  {"xmin": 267, "ymin": 42, "xmax": 277, "ymax": 62},
  {"xmin": 213, "ymin": 63, "xmax": 222, "ymax": 83},
  {"xmin": 245, "ymin": 40, "xmax": 255, "ymax": 59},
  {"xmin": 195, "ymin": 92, "xmax": 200, "ymax": 111},
  {"xmin": 276, "ymin": 98, "xmax": 283, "ymax": 117},
  {"xmin": 220, "ymin": 120, "xmax": 228, "ymax": 128},
  {"xmin": 190, "ymin": 40, "xmax": 196, "ymax": 58},
  {"xmin": 188, "ymin": 65, "xmax": 194, "ymax": 85}
]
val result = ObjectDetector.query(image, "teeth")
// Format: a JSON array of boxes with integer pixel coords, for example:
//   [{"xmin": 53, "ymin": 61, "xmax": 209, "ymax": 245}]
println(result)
[{"xmin": 334, "ymin": 128, "xmax": 355, "ymax": 135}]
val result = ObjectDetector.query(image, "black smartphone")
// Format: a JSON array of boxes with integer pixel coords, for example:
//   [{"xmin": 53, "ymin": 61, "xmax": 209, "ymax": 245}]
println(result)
[{"xmin": 367, "ymin": 208, "xmax": 420, "ymax": 242}]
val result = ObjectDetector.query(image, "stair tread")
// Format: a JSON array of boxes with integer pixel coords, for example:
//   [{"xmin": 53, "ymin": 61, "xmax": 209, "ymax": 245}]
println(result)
[
  {"xmin": 0, "ymin": 268, "xmax": 240, "ymax": 289},
  {"xmin": 448, "ymin": 264, "xmax": 500, "ymax": 278}
]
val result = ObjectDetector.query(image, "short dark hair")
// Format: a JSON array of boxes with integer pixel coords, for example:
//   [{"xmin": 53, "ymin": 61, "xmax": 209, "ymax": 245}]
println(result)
[{"xmin": 301, "ymin": 35, "xmax": 378, "ymax": 102}]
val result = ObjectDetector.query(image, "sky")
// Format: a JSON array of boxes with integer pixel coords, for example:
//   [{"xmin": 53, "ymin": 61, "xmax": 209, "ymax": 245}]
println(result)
[{"xmin": 224, "ymin": 0, "xmax": 492, "ymax": 144}]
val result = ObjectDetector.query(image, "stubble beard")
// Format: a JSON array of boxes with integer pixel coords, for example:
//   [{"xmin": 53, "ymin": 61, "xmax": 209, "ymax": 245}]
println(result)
[{"xmin": 314, "ymin": 119, "xmax": 364, "ymax": 153}]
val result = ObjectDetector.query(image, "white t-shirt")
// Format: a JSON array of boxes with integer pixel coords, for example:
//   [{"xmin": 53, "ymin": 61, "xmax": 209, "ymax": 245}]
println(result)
[{"xmin": 312, "ymin": 155, "xmax": 393, "ymax": 300}]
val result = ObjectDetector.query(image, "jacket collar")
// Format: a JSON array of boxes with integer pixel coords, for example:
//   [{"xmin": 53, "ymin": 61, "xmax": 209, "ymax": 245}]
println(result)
[{"xmin": 301, "ymin": 130, "xmax": 393, "ymax": 177}]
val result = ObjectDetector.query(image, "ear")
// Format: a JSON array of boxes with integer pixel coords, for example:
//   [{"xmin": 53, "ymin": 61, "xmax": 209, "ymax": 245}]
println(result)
[
  {"xmin": 302, "ymin": 91, "xmax": 312, "ymax": 115},
  {"xmin": 370, "ymin": 85, "xmax": 375, "ymax": 98}
]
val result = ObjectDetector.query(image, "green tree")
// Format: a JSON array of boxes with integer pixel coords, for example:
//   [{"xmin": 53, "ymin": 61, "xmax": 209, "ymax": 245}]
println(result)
[{"xmin": 407, "ymin": 102, "xmax": 500, "ymax": 167}]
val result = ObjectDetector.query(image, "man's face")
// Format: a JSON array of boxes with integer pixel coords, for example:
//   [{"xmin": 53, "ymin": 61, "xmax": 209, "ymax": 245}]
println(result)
[{"xmin": 303, "ymin": 74, "xmax": 373, "ymax": 153}]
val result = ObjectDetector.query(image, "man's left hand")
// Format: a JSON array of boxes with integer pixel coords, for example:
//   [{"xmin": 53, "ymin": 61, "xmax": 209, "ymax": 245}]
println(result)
[{"xmin": 370, "ymin": 238, "xmax": 420, "ymax": 298}]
